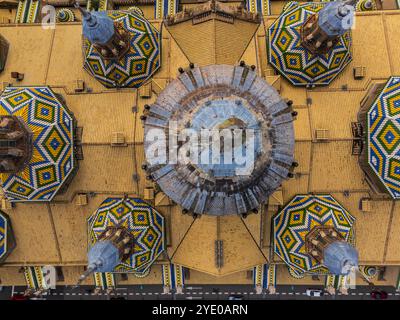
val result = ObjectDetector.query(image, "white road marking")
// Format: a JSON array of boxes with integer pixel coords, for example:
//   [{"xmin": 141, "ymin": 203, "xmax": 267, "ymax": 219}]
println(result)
[{"xmin": 14, "ymin": 287, "xmax": 400, "ymax": 300}]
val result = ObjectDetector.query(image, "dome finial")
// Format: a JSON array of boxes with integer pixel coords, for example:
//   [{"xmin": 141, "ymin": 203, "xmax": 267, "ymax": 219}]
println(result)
[
  {"xmin": 74, "ymin": 1, "xmax": 96, "ymax": 26},
  {"xmin": 74, "ymin": 1, "xmax": 88, "ymax": 18},
  {"xmin": 76, "ymin": 225, "xmax": 136, "ymax": 286},
  {"xmin": 301, "ymin": 0, "xmax": 355, "ymax": 55}
]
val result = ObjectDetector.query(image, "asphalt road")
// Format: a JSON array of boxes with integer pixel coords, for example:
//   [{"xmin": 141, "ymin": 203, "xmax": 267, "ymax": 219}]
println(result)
[{"xmin": 1, "ymin": 284, "xmax": 399, "ymax": 300}]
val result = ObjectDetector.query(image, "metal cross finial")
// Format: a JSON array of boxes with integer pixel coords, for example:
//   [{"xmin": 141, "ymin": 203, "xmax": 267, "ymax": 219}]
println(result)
[
  {"xmin": 74, "ymin": 1, "xmax": 90, "ymax": 20},
  {"xmin": 75, "ymin": 264, "xmax": 97, "ymax": 288}
]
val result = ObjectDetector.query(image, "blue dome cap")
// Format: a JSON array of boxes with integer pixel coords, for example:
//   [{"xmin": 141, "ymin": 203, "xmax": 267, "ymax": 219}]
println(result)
[
  {"xmin": 323, "ymin": 241, "xmax": 358, "ymax": 275},
  {"xmin": 319, "ymin": 1, "xmax": 355, "ymax": 37},
  {"xmin": 87, "ymin": 240, "xmax": 120, "ymax": 272},
  {"xmin": 82, "ymin": 10, "xmax": 115, "ymax": 45}
]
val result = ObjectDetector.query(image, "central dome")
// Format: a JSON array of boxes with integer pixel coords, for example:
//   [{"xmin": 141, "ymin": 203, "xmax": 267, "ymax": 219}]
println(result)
[{"xmin": 144, "ymin": 64, "xmax": 295, "ymax": 216}]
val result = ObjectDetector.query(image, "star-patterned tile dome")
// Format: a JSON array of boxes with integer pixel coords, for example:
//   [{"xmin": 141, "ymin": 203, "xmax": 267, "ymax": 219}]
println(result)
[
  {"xmin": 87, "ymin": 197, "xmax": 165, "ymax": 275},
  {"xmin": 0, "ymin": 210, "xmax": 16, "ymax": 264},
  {"xmin": 356, "ymin": 0, "xmax": 377, "ymax": 11},
  {"xmin": 359, "ymin": 265, "xmax": 378, "ymax": 280},
  {"xmin": 359, "ymin": 77, "xmax": 400, "ymax": 198},
  {"xmin": 0, "ymin": 87, "xmax": 76, "ymax": 202},
  {"xmin": 83, "ymin": 10, "xmax": 161, "ymax": 89},
  {"xmin": 274, "ymin": 194, "xmax": 356, "ymax": 276},
  {"xmin": 268, "ymin": 1, "xmax": 352, "ymax": 86},
  {"xmin": 56, "ymin": 8, "xmax": 76, "ymax": 22}
]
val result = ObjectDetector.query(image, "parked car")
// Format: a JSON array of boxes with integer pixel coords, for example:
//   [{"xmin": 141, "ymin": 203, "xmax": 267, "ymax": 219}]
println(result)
[
  {"xmin": 371, "ymin": 290, "xmax": 388, "ymax": 300},
  {"xmin": 10, "ymin": 294, "xmax": 29, "ymax": 301},
  {"xmin": 306, "ymin": 289, "xmax": 324, "ymax": 297},
  {"xmin": 228, "ymin": 294, "xmax": 244, "ymax": 300}
]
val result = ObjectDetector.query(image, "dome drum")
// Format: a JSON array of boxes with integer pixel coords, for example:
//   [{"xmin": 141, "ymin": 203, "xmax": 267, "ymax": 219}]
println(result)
[{"xmin": 144, "ymin": 64, "xmax": 296, "ymax": 216}]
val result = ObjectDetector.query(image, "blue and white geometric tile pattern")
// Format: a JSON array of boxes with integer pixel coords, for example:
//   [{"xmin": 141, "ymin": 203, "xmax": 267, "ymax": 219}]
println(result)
[
  {"xmin": 88, "ymin": 197, "xmax": 165, "ymax": 276},
  {"xmin": 0, "ymin": 87, "xmax": 74, "ymax": 202},
  {"xmin": 268, "ymin": 2, "xmax": 352, "ymax": 86},
  {"xmin": 367, "ymin": 77, "xmax": 400, "ymax": 198},
  {"xmin": 274, "ymin": 195, "xmax": 355, "ymax": 275},
  {"xmin": 83, "ymin": 10, "xmax": 161, "ymax": 88}
]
